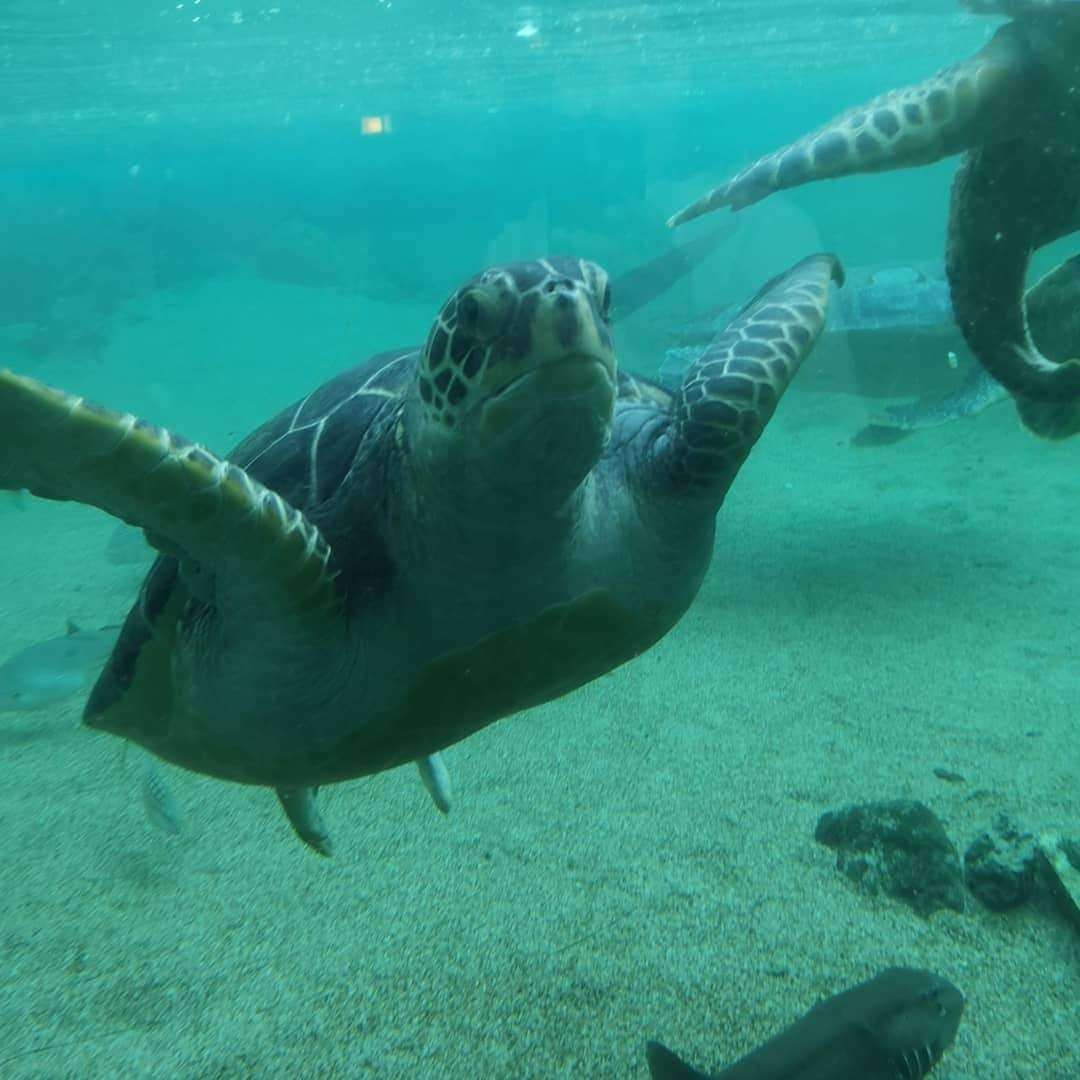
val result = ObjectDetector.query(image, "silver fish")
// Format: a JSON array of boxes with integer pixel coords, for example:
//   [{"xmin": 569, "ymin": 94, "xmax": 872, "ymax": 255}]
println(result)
[
  {"xmin": 105, "ymin": 522, "xmax": 154, "ymax": 566},
  {"xmin": 0, "ymin": 621, "xmax": 119, "ymax": 713},
  {"xmin": 140, "ymin": 753, "xmax": 184, "ymax": 836}
]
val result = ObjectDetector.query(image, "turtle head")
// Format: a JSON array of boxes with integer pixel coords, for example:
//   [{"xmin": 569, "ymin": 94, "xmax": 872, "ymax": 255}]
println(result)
[{"xmin": 406, "ymin": 258, "xmax": 617, "ymax": 511}]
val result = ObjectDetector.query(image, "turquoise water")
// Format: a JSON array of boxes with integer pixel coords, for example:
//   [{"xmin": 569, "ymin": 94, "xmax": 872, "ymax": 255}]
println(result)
[{"xmin": 1, "ymin": 3, "xmax": 1077, "ymax": 1078}]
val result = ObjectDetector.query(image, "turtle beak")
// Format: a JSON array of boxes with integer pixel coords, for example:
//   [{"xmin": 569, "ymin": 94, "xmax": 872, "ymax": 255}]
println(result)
[{"xmin": 479, "ymin": 353, "xmax": 615, "ymax": 438}]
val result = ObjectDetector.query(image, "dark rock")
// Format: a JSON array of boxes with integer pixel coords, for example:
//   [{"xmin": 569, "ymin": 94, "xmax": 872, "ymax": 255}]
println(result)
[
  {"xmin": 815, "ymin": 799, "xmax": 964, "ymax": 916},
  {"xmin": 963, "ymin": 815, "xmax": 1037, "ymax": 912}
]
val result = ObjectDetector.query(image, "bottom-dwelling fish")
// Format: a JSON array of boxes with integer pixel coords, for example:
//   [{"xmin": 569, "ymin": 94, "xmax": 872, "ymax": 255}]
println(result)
[{"xmin": 646, "ymin": 967, "xmax": 963, "ymax": 1080}]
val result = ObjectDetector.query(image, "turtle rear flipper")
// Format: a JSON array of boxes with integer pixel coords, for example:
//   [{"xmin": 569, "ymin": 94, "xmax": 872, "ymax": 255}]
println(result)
[
  {"xmin": 667, "ymin": 24, "xmax": 1027, "ymax": 225},
  {"xmin": 854, "ymin": 253, "xmax": 1080, "ymax": 445},
  {"xmin": 652, "ymin": 253, "xmax": 842, "ymax": 499},
  {"xmin": 276, "ymin": 786, "xmax": 333, "ymax": 857},
  {"xmin": 0, "ymin": 369, "xmax": 339, "ymax": 617},
  {"xmin": 947, "ymin": 145, "xmax": 1080, "ymax": 427}
]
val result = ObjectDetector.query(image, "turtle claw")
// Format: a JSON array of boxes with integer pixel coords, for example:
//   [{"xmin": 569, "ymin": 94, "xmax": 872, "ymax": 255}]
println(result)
[
  {"xmin": 416, "ymin": 753, "xmax": 452, "ymax": 814},
  {"xmin": 276, "ymin": 785, "xmax": 334, "ymax": 856}
]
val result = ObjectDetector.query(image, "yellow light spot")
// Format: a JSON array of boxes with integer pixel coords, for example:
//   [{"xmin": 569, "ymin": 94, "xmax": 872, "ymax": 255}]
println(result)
[{"xmin": 360, "ymin": 115, "xmax": 392, "ymax": 135}]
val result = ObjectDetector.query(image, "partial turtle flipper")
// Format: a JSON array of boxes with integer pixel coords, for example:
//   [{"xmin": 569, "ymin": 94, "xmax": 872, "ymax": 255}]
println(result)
[
  {"xmin": 0, "ymin": 370, "xmax": 349, "ymax": 854},
  {"xmin": 655, "ymin": 253, "xmax": 842, "ymax": 496},
  {"xmin": 416, "ymin": 753, "xmax": 452, "ymax": 814},
  {"xmin": 667, "ymin": 28, "xmax": 1026, "ymax": 226},
  {"xmin": 1010, "ymin": 387, "xmax": 1080, "ymax": 439},
  {"xmin": 0, "ymin": 369, "xmax": 339, "ymax": 619},
  {"xmin": 276, "ymin": 786, "xmax": 333, "ymax": 856},
  {"xmin": 276, "ymin": 677, "xmax": 501, "ymax": 850},
  {"xmin": 947, "ymin": 147, "xmax": 1080, "ymax": 430}
]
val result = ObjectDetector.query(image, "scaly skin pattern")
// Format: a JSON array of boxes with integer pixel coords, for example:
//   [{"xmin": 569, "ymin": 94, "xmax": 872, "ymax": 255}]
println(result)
[{"xmin": 658, "ymin": 254, "xmax": 843, "ymax": 493}]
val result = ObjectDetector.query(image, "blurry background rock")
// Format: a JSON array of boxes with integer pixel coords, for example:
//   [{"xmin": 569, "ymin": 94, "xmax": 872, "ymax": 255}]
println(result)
[{"xmin": 254, "ymin": 218, "xmax": 358, "ymax": 290}]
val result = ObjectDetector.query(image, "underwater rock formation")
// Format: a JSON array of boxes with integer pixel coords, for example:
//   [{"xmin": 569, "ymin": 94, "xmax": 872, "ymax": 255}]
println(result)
[
  {"xmin": 815, "ymin": 799, "xmax": 965, "ymax": 916},
  {"xmin": 963, "ymin": 815, "xmax": 1038, "ymax": 912}
]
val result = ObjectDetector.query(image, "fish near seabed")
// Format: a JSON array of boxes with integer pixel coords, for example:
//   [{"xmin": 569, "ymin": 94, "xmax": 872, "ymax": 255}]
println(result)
[
  {"xmin": 105, "ymin": 522, "xmax": 154, "ymax": 567},
  {"xmin": 0, "ymin": 621, "xmax": 121, "ymax": 713},
  {"xmin": 646, "ymin": 967, "xmax": 964, "ymax": 1080}
]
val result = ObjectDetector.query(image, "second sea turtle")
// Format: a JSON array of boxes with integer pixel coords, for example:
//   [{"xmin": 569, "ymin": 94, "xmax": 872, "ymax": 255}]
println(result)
[{"xmin": 668, "ymin": 0, "xmax": 1080, "ymax": 439}]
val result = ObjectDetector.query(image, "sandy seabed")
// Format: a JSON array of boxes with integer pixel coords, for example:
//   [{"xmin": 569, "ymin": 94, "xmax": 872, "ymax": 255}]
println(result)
[{"xmin": 0, "ymin": 276, "xmax": 1076, "ymax": 1078}]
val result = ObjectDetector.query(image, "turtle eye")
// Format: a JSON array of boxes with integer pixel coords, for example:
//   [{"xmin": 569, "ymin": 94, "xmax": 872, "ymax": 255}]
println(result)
[{"xmin": 600, "ymin": 282, "xmax": 612, "ymax": 320}]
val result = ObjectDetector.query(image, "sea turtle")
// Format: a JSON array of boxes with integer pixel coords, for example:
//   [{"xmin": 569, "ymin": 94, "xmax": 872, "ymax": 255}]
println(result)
[
  {"xmin": 668, "ymin": 0, "xmax": 1080, "ymax": 439},
  {"xmin": 0, "ymin": 253, "xmax": 841, "ymax": 855}
]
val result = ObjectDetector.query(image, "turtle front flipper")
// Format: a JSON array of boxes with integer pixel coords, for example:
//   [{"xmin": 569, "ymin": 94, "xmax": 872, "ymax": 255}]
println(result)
[
  {"xmin": 667, "ymin": 26, "xmax": 1027, "ymax": 226},
  {"xmin": 0, "ymin": 370, "xmax": 339, "ymax": 615},
  {"xmin": 947, "ymin": 146, "xmax": 1080, "ymax": 436},
  {"xmin": 652, "ymin": 253, "xmax": 842, "ymax": 499}
]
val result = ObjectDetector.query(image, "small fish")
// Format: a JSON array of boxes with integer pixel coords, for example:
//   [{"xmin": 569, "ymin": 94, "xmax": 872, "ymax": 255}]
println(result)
[
  {"xmin": 141, "ymin": 752, "xmax": 184, "ymax": 836},
  {"xmin": 105, "ymin": 522, "xmax": 154, "ymax": 566},
  {"xmin": 0, "ymin": 621, "xmax": 119, "ymax": 712},
  {"xmin": 646, "ymin": 967, "xmax": 964, "ymax": 1080}
]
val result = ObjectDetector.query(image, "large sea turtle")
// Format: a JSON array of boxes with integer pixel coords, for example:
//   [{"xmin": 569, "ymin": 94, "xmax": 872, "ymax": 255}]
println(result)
[
  {"xmin": 668, "ymin": 0, "xmax": 1080, "ymax": 439},
  {"xmin": 0, "ymin": 253, "xmax": 841, "ymax": 854}
]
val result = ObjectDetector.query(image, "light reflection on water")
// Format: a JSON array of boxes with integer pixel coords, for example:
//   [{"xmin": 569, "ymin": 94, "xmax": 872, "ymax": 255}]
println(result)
[{"xmin": 1, "ymin": 1, "xmax": 990, "ymax": 144}]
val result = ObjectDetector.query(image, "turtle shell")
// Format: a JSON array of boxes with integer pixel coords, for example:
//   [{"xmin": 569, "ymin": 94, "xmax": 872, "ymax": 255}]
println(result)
[
  {"xmin": 85, "ymin": 348, "xmax": 417, "ymax": 731},
  {"xmin": 84, "ymin": 350, "xmax": 667, "ymax": 740}
]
